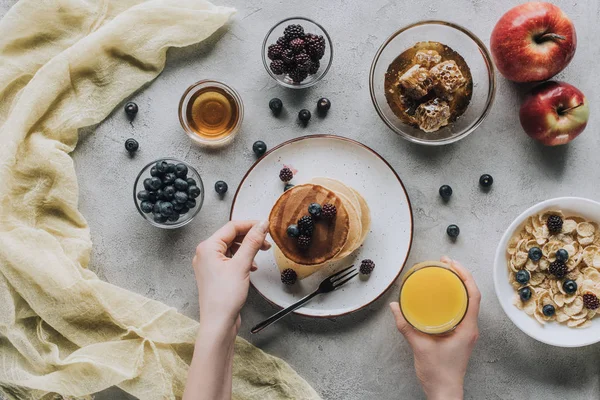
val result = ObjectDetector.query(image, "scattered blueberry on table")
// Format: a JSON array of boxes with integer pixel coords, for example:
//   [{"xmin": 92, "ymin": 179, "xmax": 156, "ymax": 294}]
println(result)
[
  {"xmin": 284, "ymin": 183, "xmax": 294, "ymax": 192},
  {"xmin": 269, "ymin": 98, "xmax": 283, "ymax": 115},
  {"xmin": 479, "ymin": 174, "xmax": 493, "ymax": 188},
  {"xmin": 215, "ymin": 180, "xmax": 228, "ymax": 195},
  {"xmin": 446, "ymin": 224, "xmax": 460, "ymax": 238},
  {"xmin": 124, "ymin": 102, "xmax": 138, "ymax": 119},
  {"xmin": 298, "ymin": 109, "xmax": 311, "ymax": 124},
  {"xmin": 124, "ymin": 138, "xmax": 139, "ymax": 153},
  {"xmin": 253, "ymin": 141, "xmax": 267, "ymax": 157},
  {"xmin": 317, "ymin": 97, "xmax": 331, "ymax": 114},
  {"xmin": 439, "ymin": 184, "xmax": 453, "ymax": 200}
]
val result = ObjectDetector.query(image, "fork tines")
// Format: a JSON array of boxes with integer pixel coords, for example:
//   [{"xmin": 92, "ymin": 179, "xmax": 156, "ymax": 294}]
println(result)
[
  {"xmin": 327, "ymin": 264, "xmax": 358, "ymax": 290},
  {"xmin": 328, "ymin": 264, "xmax": 355, "ymax": 281}
]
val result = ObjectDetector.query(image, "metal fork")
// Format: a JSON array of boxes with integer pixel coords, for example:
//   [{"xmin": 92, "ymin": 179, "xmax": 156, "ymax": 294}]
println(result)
[{"xmin": 250, "ymin": 265, "xmax": 358, "ymax": 334}]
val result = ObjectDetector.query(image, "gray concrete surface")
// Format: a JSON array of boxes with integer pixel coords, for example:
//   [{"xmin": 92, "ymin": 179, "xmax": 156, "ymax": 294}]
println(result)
[{"xmin": 3, "ymin": 0, "xmax": 600, "ymax": 399}]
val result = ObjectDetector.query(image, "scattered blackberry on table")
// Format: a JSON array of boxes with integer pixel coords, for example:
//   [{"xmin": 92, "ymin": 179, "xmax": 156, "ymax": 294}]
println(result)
[
  {"xmin": 215, "ymin": 180, "xmax": 228, "ymax": 195},
  {"xmin": 124, "ymin": 102, "xmax": 138, "ymax": 119},
  {"xmin": 298, "ymin": 109, "xmax": 311, "ymax": 123},
  {"xmin": 253, "ymin": 140, "xmax": 267, "ymax": 157},
  {"xmin": 289, "ymin": 68, "xmax": 309, "ymax": 83},
  {"xmin": 447, "ymin": 224, "xmax": 460, "ymax": 238},
  {"xmin": 519, "ymin": 287, "xmax": 532, "ymax": 301},
  {"xmin": 297, "ymin": 235, "xmax": 311, "ymax": 249},
  {"xmin": 281, "ymin": 268, "xmax": 298, "ymax": 285},
  {"xmin": 283, "ymin": 24, "xmax": 304, "ymax": 41},
  {"xmin": 563, "ymin": 280, "xmax": 577, "ymax": 294},
  {"xmin": 542, "ymin": 304, "xmax": 555, "ymax": 317},
  {"xmin": 516, "ymin": 270, "xmax": 530, "ymax": 285},
  {"xmin": 359, "ymin": 259, "xmax": 375, "ymax": 275},
  {"xmin": 284, "ymin": 183, "xmax": 295, "ymax": 192},
  {"xmin": 279, "ymin": 167, "xmax": 293, "ymax": 182},
  {"xmin": 549, "ymin": 260, "xmax": 567, "ymax": 279},
  {"xmin": 528, "ymin": 247, "xmax": 542, "ymax": 261},
  {"xmin": 309, "ymin": 60, "xmax": 320, "ymax": 75},
  {"xmin": 289, "ymin": 38, "xmax": 306, "ymax": 53},
  {"xmin": 556, "ymin": 249, "xmax": 569, "ymax": 262},
  {"xmin": 479, "ymin": 174, "xmax": 493, "ymax": 188},
  {"xmin": 308, "ymin": 203, "xmax": 322, "ymax": 218},
  {"xmin": 583, "ymin": 293, "xmax": 600, "ymax": 310},
  {"xmin": 125, "ymin": 138, "xmax": 139, "ymax": 153},
  {"xmin": 546, "ymin": 215, "xmax": 563, "ymax": 234},
  {"xmin": 270, "ymin": 60, "xmax": 285, "ymax": 75},
  {"xmin": 295, "ymin": 53, "xmax": 312, "ymax": 71},
  {"xmin": 287, "ymin": 224, "xmax": 300, "ymax": 238},
  {"xmin": 267, "ymin": 44, "xmax": 284, "ymax": 60},
  {"xmin": 269, "ymin": 98, "xmax": 283, "ymax": 114},
  {"xmin": 297, "ymin": 215, "xmax": 314, "ymax": 236},
  {"xmin": 321, "ymin": 203, "xmax": 337, "ymax": 219},
  {"xmin": 439, "ymin": 184, "xmax": 452, "ymax": 200},
  {"xmin": 317, "ymin": 98, "xmax": 331, "ymax": 114}
]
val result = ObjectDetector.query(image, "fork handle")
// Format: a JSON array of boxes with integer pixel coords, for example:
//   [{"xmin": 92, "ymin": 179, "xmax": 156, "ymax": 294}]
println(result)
[{"xmin": 251, "ymin": 291, "xmax": 320, "ymax": 334}]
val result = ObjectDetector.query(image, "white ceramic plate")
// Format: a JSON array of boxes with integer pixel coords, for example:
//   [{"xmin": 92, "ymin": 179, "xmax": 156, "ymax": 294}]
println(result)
[
  {"xmin": 231, "ymin": 135, "xmax": 413, "ymax": 317},
  {"xmin": 493, "ymin": 197, "xmax": 600, "ymax": 347}
]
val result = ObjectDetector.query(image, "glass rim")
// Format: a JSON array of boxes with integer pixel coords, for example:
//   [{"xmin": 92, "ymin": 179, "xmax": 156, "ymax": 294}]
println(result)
[
  {"xmin": 178, "ymin": 79, "xmax": 244, "ymax": 146},
  {"xmin": 369, "ymin": 20, "xmax": 496, "ymax": 146},
  {"xmin": 133, "ymin": 158, "xmax": 204, "ymax": 229},
  {"xmin": 399, "ymin": 261, "xmax": 470, "ymax": 335}
]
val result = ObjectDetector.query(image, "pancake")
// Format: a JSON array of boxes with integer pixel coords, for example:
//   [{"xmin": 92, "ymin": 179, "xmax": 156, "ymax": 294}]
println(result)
[
  {"xmin": 352, "ymin": 188, "xmax": 371, "ymax": 249},
  {"xmin": 331, "ymin": 191, "xmax": 363, "ymax": 259},
  {"xmin": 268, "ymin": 184, "xmax": 350, "ymax": 265},
  {"xmin": 311, "ymin": 177, "xmax": 362, "ymax": 219}
]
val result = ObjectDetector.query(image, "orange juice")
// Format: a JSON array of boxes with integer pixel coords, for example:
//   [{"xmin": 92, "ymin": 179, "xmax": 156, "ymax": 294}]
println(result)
[{"xmin": 400, "ymin": 261, "xmax": 468, "ymax": 334}]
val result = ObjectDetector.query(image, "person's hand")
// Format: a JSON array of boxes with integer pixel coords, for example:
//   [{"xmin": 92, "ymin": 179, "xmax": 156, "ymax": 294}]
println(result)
[
  {"xmin": 193, "ymin": 220, "xmax": 270, "ymax": 334},
  {"xmin": 390, "ymin": 256, "xmax": 481, "ymax": 400}
]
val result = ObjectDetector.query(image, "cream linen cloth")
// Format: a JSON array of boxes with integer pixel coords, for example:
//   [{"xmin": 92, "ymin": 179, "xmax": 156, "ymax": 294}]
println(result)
[{"xmin": 0, "ymin": 1, "xmax": 321, "ymax": 399}]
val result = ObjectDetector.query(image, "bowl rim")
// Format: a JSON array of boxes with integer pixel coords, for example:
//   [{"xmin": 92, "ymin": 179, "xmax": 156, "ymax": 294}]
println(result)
[
  {"xmin": 133, "ymin": 158, "xmax": 205, "ymax": 229},
  {"xmin": 493, "ymin": 196, "xmax": 600, "ymax": 347},
  {"xmin": 369, "ymin": 20, "xmax": 496, "ymax": 146},
  {"xmin": 261, "ymin": 16, "xmax": 334, "ymax": 89}
]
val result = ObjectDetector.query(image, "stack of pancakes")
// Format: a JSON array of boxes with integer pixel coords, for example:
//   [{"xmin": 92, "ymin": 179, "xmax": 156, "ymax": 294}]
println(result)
[{"xmin": 268, "ymin": 178, "xmax": 370, "ymax": 279}]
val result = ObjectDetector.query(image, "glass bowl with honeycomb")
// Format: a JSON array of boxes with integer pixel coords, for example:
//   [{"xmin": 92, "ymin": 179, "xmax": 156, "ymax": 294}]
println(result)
[{"xmin": 369, "ymin": 21, "xmax": 496, "ymax": 145}]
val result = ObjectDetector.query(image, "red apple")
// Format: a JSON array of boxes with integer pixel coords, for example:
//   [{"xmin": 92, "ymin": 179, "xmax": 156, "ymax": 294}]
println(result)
[
  {"xmin": 491, "ymin": 2, "xmax": 577, "ymax": 82},
  {"xmin": 519, "ymin": 81, "xmax": 589, "ymax": 146}
]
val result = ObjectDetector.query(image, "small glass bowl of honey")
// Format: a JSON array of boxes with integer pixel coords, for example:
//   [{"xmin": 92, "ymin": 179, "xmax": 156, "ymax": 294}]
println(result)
[{"xmin": 178, "ymin": 80, "xmax": 243, "ymax": 146}]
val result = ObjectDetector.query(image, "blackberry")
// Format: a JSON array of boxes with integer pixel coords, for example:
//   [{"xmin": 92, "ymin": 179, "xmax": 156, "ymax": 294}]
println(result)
[
  {"xmin": 279, "ymin": 167, "xmax": 293, "ymax": 182},
  {"xmin": 281, "ymin": 48, "xmax": 296, "ymax": 65},
  {"xmin": 359, "ymin": 259, "xmax": 375, "ymax": 275},
  {"xmin": 583, "ymin": 293, "xmax": 600, "ymax": 310},
  {"xmin": 306, "ymin": 34, "xmax": 326, "ymax": 59},
  {"xmin": 276, "ymin": 36, "xmax": 288, "ymax": 48},
  {"xmin": 547, "ymin": 215, "xmax": 563, "ymax": 234},
  {"xmin": 308, "ymin": 60, "xmax": 320, "ymax": 75},
  {"xmin": 295, "ymin": 53, "xmax": 312, "ymax": 71},
  {"xmin": 270, "ymin": 60, "xmax": 285, "ymax": 75},
  {"xmin": 297, "ymin": 215, "xmax": 314, "ymax": 236},
  {"xmin": 289, "ymin": 68, "xmax": 309, "ymax": 83},
  {"xmin": 283, "ymin": 62, "xmax": 296, "ymax": 74},
  {"xmin": 549, "ymin": 260, "xmax": 567, "ymax": 279},
  {"xmin": 283, "ymin": 24, "xmax": 304, "ymax": 41},
  {"xmin": 297, "ymin": 235, "xmax": 311, "ymax": 249},
  {"xmin": 289, "ymin": 38, "xmax": 306, "ymax": 54},
  {"xmin": 281, "ymin": 268, "xmax": 298, "ymax": 285},
  {"xmin": 267, "ymin": 44, "xmax": 284, "ymax": 60},
  {"xmin": 322, "ymin": 203, "xmax": 337, "ymax": 219}
]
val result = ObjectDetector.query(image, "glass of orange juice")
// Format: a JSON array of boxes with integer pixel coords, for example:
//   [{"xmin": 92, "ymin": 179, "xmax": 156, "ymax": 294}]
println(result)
[{"xmin": 399, "ymin": 261, "xmax": 468, "ymax": 334}]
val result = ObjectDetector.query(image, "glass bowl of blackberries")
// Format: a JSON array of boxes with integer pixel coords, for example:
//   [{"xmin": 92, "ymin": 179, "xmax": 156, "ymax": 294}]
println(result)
[
  {"xmin": 263, "ymin": 17, "xmax": 333, "ymax": 89},
  {"xmin": 134, "ymin": 159, "xmax": 204, "ymax": 229}
]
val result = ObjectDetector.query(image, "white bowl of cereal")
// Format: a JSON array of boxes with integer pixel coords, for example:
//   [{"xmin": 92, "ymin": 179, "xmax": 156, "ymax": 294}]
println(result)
[{"xmin": 493, "ymin": 197, "xmax": 600, "ymax": 347}]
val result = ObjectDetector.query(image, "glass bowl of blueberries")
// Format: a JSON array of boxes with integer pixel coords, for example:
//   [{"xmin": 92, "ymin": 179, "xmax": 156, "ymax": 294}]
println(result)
[
  {"xmin": 134, "ymin": 159, "xmax": 204, "ymax": 229},
  {"xmin": 262, "ymin": 17, "xmax": 333, "ymax": 89}
]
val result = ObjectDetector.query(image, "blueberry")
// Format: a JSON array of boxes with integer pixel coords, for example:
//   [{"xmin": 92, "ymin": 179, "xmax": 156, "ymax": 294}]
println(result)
[
  {"xmin": 153, "ymin": 201, "xmax": 162, "ymax": 215},
  {"xmin": 143, "ymin": 178, "xmax": 153, "ymax": 191},
  {"xmin": 150, "ymin": 166, "xmax": 159, "ymax": 177},
  {"xmin": 298, "ymin": 109, "xmax": 311, "ymax": 123},
  {"xmin": 186, "ymin": 199, "xmax": 196, "ymax": 209},
  {"xmin": 284, "ymin": 183, "xmax": 294, "ymax": 192},
  {"xmin": 159, "ymin": 201, "xmax": 174, "ymax": 217},
  {"xmin": 168, "ymin": 211, "xmax": 180, "ymax": 222},
  {"xmin": 519, "ymin": 287, "xmax": 532, "ymax": 301},
  {"xmin": 140, "ymin": 201, "xmax": 153, "ymax": 213},
  {"xmin": 174, "ymin": 178, "xmax": 188, "ymax": 191},
  {"xmin": 125, "ymin": 138, "xmax": 139, "ymax": 153},
  {"xmin": 155, "ymin": 161, "xmax": 168, "ymax": 174},
  {"xmin": 563, "ymin": 280, "xmax": 578, "ymax": 294},
  {"xmin": 180, "ymin": 206, "xmax": 190, "ymax": 214},
  {"xmin": 556, "ymin": 249, "xmax": 569, "ymax": 262},
  {"xmin": 308, "ymin": 203, "xmax": 322, "ymax": 217},
  {"xmin": 174, "ymin": 191, "xmax": 188, "ymax": 204},
  {"xmin": 479, "ymin": 174, "xmax": 493, "ymax": 188},
  {"xmin": 215, "ymin": 180, "xmax": 228, "ymax": 195},
  {"xmin": 154, "ymin": 214, "xmax": 168, "ymax": 223},
  {"xmin": 516, "ymin": 270, "xmax": 530, "ymax": 285},
  {"xmin": 447, "ymin": 224, "xmax": 460, "ymax": 238},
  {"xmin": 528, "ymin": 247, "xmax": 542, "ymax": 261},
  {"xmin": 253, "ymin": 141, "xmax": 267, "ymax": 157},
  {"xmin": 163, "ymin": 173, "xmax": 176, "ymax": 185},
  {"xmin": 148, "ymin": 192, "xmax": 158, "ymax": 202},
  {"xmin": 287, "ymin": 224, "xmax": 300, "ymax": 238},
  {"xmin": 439, "ymin": 185, "xmax": 453, "ymax": 200},
  {"xmin": 149, "ymin": 176, "xmax": 162, "ymax": 191},
  {"xmin": 186, "ymin": 178, "xmax": 197, "ymax": 186},
  {"xmin": 125, "ymin": 102, "xmax": 138, "ymax": 119},
  {"xmin": 542, "ymin": 304, "xmax": 555, "ymax": 317},
  {"xmin": 167, "ymin": 163, "xmax": 176, "ymax": 173},
  {"xmin": 175, "ymin": 163, "xmax": 188, "ymax": 178},
  {"xmin": 188, "ymin": 185, "xmax": 201, "ymax": 199},
  {"xmin": 163, "ymin": 185, "xmax": 175, "ymax": 200},
  {"xmin": 317, "ymin": 98, "xmax": 331, "ymax": 114},
  {"xmin": 137, "ymin": 190, "xmax": 150, "ymax": 201},
  {"xmin": 173, "ymin": 202, "xmax": 184, "ymax": 211},
  {"xmin": 269, "ymin": 98, "xmax": 283, "ymax": 114},
  {"xmin": 157, "ymin": 189, "xmax": 166, "ymax": 200}
]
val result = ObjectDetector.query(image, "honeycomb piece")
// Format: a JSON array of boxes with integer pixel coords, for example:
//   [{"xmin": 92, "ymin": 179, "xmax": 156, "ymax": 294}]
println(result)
[
  {"xmin": 429, "ymin": 60, "xmax": 466, "ymax": 96},
  {"xmin": 415, "ymin": 98, "xmax": 451, "ymax": 132},
  {"xmin": 397, "ymin": 64, "xmax": 433, "ymax": 99},
  {"xmin": 412, "ymin": 50, "xmax": 442, "ymax": 69}
]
